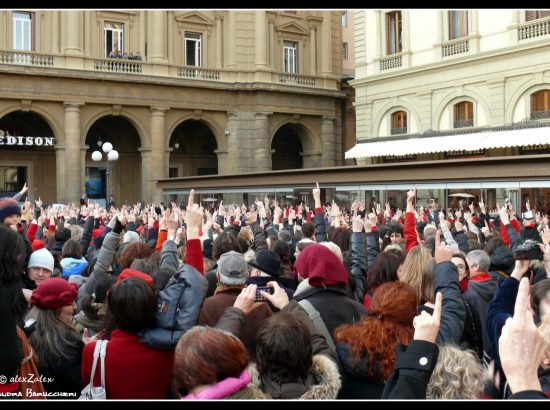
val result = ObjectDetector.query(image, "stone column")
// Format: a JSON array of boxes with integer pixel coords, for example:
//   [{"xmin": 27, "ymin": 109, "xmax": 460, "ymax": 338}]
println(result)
[
  {"xmin": 150, "ymin": 107, "xmax": 169, "ymax": 203},
  {"xmin": 255, "ymin": 112, "xmax": 272, "ymax": 171},
  {"xmin": 225, "ymin": 111, "xmax": 239, "ymax": 173},
  {"xmin": 148, "ymin": 11, "xmax": 167, "ymax": 63},
  {"xmin": 309, "ymin": 27, "xmax": 317, "ymax": 75},
  {"xmin": 83, "ymin": 11, "xmax": 91, "ymax": 57},
  {"xmin": 226, "ymin": 11, "xmax": 236, "ymax": 68},
  {"xmin": 215, "ymin": 16, "xmax": 223, "ymax": 68},
  {"xmin": 255, "ymin": 11, "xmax": 268, "ymax": 69},
  {"xmin": 214, "ymin": 149, "xmax": 228, "ymax": 174},
  {"xmin": 63, "ymin": 11, "xmax": 82, "ymax": 55},
  {"xmin": 321, "ymin": 12, "xmax": 332, "ymax": 75},
  {"xmin": 51, "ymin": 11, "xmax": 60, "ymax": 53},
  {"xmin": 375, "ymin": 11, "xmax": 382, "ymax": 59},
  {"xmin": 63, "ymin": 102, "xmax": 84, "ymax": 203},
  {"xmin": 80, "ymin": 145, "xmax": 88, "ymax": 197},
  {"xmin": 321, "ymin": 116, "xmax": 336, "ymax": 166},
  {"xmin": 139, "ymin": 148, "xmax": 152, "ymax": 203},
  {"xmin": 55, "ymin": 145, "xmax": 67, "ymax": 203},
  {"xmin": 268, "ymin": 20, "xmax": 275, "ymax": 68}
]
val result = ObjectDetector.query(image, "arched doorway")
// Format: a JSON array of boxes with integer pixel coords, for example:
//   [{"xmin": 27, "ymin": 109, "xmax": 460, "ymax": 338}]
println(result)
[
  {"xmin": 271, "ymin": 124, "xmax": 304, "ymax": 170},
  {"xmin": 168, "ymin": 120, "xmax": 218, "ymax": 177},
  {"xmin": 85, "ymin": 116, "xmax": 141, "ymax": 205},
  {"xmin": 0, "ymin": 111, "xmax": 56, "ymax": 203}
]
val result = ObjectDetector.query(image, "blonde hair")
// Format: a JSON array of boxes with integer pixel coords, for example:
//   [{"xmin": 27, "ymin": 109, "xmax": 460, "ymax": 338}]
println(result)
[
  {"xmin": 426, "ymin": 344, "xmax": 483, "ymax": 399},
  {"xmin": 319, "ymin": 241, "xmax": 343, "ymax": 263},
  {"xmin": 399, "ymin": 246, "xmax": 432, "ymax": 304}
]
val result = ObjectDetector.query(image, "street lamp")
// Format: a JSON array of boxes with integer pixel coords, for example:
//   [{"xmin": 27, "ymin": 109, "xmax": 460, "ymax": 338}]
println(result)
[{"xmin": 92, "ymin": 142, "xmax": 119, "ymax": 203}]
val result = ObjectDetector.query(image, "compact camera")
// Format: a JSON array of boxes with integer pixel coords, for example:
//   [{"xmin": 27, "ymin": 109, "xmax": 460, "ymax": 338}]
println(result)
[
  {"xmin": 255, "ymin": 286, "xmax": 274, "ymax": 302},
  {"xmin": 514, "ymin": 239, "xmax": 544, "ymax": 261}
]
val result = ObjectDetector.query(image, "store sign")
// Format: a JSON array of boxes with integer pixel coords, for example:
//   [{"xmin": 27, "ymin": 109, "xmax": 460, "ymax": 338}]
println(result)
[{"xmin": 0, "ymin": 132, "xmax": 55, "ymax": 147}]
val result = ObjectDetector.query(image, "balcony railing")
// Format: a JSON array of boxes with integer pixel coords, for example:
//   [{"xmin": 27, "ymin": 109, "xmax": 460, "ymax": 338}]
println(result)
[
  {"xmin": 278, "ymin": 73, "xmax": 316, "ymax": 86},
  {"xmin": 442, "ymin": 38, "xmax": 469, "ymax": 57},
  {"xmin": 177, "ymin": 66, "xmax": 220, "ymax": 81},
  {"xmin": 453, "ymin": 119, "xmax": 474, "ymax": 128},
  {"xmin": 379, "ymin": 54, "xmax": 402, "ymax": 71},
  {"xmin": 390, "ymin": 127, "xmax": 407, "ymax": 135},
  {"xmin": 0, "ymin": 50, "xmax": 53, "ymax": 67},
  {"xmin": 518, "ymin": 17, "xmax": 550, "ymax": 41},
  {"xmin": 530, "ymin": 110, "xmax": 550, "ymax": 120},
  {"xmin": 94, "ymin": 58, "xmax": 143, "ymax": 74}
]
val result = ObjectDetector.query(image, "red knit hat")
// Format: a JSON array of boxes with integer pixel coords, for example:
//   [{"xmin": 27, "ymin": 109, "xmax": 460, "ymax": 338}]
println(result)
[
  {"xmin": 116, "ymin": 268, "xmax": 154, "ymax": 286},
  {"xmin": 31, "ymin": 239, "xmax": 45, "ymax": 252},
  {"xmin": 294, "ymin": 243, "xmax": 348, "ymax": 287},
  {"xmin": 31, "ymin": 278, "xmax": 78, "ymax": 310}
]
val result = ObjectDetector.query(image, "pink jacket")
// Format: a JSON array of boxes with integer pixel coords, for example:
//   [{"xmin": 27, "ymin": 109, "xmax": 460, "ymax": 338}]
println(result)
[{"xmin": 181, "ymin": 369, "xmax": 251, "ymax": 400}]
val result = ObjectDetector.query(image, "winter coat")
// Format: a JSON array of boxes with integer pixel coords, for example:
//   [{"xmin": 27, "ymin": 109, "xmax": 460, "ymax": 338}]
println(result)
[
  {"xmin": 314, "ymin": 209, "xmax": 327, "ymax": 243},
  {"xmin": 381, "ymin": 340, "xmax": 440, "ymax": 399},
  {"xmin": 0, "ymin": 286, "xmax": 23, "ymax": 384},
  {"xmin": 60, "ymin": 257, "xmax": 88, "ymax": 277},
  {"xmin": 77, "ymin": 231, "xmax": 120, "ymax": 311},
  {"xmin": 292, "ymin": 279, "xmax": 367, "ymax": 339},
  {"xmin": 365, "ymin": 230, "xmax": 380, "ymax": 269},
  {"xmin": 37, "ymin": 330, "xmax": 84, "ymax": 398},
  {"xmin": 467, "ymin": 273, "xmax": 498, "ymax": 358},
  {"xmin": 248, "ymin": 354, "xmax": 341, "ymax": 399},
  {"xmin": 82, "ymin": 330, "xmax": 174, "ymax": 399},
  {"xmin": 349, "ymin": 232, "xmax": 367, "ymax": 305},
  {"xmin": 139, "ymin": 262, "xmax": 208, "ymax": 350},
  {"xmin": 180, "ymin": 370, "xmax": 267, "ymax": 400},
  {"xmin": 522, "ymin": 225, "xmax": 542, "ymax": 243},
  {"xmin": 199, "ymin": 285, "xmax": 272, "ymax": 358},
  {"xmin": 72, "ymin": 304, "xmax": 106, "ymax": 338},
  {"xmin": 336, "ymin": 342, "xmax": 386, "ymax": 399}
]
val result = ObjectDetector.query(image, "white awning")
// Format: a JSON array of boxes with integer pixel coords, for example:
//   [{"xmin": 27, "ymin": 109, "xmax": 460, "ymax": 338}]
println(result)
[{"xmin": 345, "ymin": 126, "xmax": 550, "ymax": 159}]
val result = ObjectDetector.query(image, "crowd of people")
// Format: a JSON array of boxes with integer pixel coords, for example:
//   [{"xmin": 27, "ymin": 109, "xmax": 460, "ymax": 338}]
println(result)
[
  {"xmin": 1, "ymin": 181, "xmax": 550, "ymax": 400},
  {"xmin": 107, "ymin": 50, "xmax": 142, "ymax": 61}
]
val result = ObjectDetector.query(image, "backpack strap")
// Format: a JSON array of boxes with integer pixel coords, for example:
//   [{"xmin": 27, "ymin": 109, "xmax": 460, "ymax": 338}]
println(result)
[
  {"xmin": 89, "ymin": 340, "xmax": 103, "ymax": 387},
  {"xmin": 99, "ymin": 340, "xmax": 108, "ymax": 389},
  {"xmin": 298, "ymin": 299, "xmax": 336, "ymax": 351}
]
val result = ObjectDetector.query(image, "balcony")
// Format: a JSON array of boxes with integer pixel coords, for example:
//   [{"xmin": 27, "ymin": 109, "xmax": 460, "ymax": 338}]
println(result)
[
  {"xmin": 530, "ymin": 110, "xmax": 550, "ymax": 120},
  {"xmin": 177, "ymin": 66, "xmax": 220, "ymax": 81},
  {"xmin": 453, "ymin": 119, "xmax": 474, "ymax": 129},
  {"xmin": 518, "ymin": 16, "xmax": 550, "ymax": 41},
  {"xmin": 442, "ymin": 38, "xmax": 469, "ymax": 58},
  {"xmin": 379, "ymin": 54, "xmax": 402, "ymax": 71},
  {"xmin": 278, "ymin": 73, "xmax": 316, "ymax": 87},
  {"xmin": 390, "ymin": 127, "xmax": 407, "ymax": 135},
  {"xmin": 93, "ymin": 58, "xmax": 143, "ymax": 74},
  {"xmin": 0, "ymin": 50, "xmax": 53, "ymax": 67}
]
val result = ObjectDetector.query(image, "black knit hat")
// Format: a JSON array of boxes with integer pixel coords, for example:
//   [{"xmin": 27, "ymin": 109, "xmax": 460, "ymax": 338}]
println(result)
[{"xmin": 55, "ymin": 227, "xmax": 72, "ymax": 243}]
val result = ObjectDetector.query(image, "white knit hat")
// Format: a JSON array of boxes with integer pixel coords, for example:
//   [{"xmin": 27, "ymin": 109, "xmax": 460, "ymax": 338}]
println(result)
[
  {"xmin": 28, "ymin": 248, "xmax": 54, "ymax": 273},
  {"xmin": 123, "ymin": 231, "xmax": 140, "ymax": 244}
]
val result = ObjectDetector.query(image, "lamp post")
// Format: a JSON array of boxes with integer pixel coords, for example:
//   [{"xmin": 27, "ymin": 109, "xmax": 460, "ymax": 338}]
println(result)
[{"xmin": 91, "ymin": 142, "xmax": 119, "ymax": 204}]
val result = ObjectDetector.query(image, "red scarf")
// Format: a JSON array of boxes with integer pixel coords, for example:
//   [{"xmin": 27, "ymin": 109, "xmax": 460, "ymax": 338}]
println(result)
[
  {"xmin": 459, "ymin": 278, "xmax": 469, "ymax": 293},
  {"xmin": 470, "ymin": 272, "xmax": 492, "ymax": 282}
]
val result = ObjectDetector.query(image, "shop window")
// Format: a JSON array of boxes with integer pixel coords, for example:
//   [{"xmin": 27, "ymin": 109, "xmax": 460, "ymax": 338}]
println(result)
[{"xmin": 0, "ymin": 166, "xmax": 26, "ymax": 193}]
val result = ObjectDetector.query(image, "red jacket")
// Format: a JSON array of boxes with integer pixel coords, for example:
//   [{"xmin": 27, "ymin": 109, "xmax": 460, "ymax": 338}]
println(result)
[
  {"xmin": 81, "ymin": 330, "xmax": 174, "ymax": 399},
  {"xmin": 185, "ymin": 238, "xmax": 204, "ymax": 274},
  {"xmin": 500, "ymin": 219, "xmax": 520, "ymax": 247},
  {"xmin": 404, "ymin": 212, "xmax": 419, "ymax": 254}
]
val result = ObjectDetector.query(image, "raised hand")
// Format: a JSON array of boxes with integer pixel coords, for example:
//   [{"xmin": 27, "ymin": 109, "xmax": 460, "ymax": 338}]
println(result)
[
  {"xmin": 352, "ymin": 214, "xmax": 364, "ymax": 233},
  {"xmin": 313, "ymin": 182, "xmax": 321, "ymax": 209},
  {"xmin": 434, "ymin": 230, "xmax": 453, "ymax": 263},
  {"xmin": 413, "ymin": 292, "xmax": 442, "ymax": 343}
]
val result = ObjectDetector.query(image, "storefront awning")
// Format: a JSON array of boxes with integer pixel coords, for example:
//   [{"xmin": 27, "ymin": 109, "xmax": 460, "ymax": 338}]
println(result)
[{"xmin": 345, "ymin": 126, "xmax": 550, "ymax": 159}]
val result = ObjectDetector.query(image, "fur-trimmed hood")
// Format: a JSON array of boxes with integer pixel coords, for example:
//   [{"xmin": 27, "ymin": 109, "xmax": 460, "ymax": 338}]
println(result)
[{"xmin": 248, "ymin": 354, "xmax": 341, "ymax": 400}]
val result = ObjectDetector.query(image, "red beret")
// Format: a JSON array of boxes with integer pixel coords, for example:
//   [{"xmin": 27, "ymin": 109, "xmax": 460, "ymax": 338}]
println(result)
[
  {"xmin": 116, "ymin": 268, "xmax": 154, "ymax": 286},
  {"xmin": 31, "ymin": 278, "xmax": 78, "ymax": 310},
  {"xmin": 294, "ymin": 243, "xmax": 348, "ymax": 288}
]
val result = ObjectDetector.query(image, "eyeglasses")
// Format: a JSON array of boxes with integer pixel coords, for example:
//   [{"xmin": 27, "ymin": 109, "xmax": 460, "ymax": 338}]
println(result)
[{"xmin": 455, "ymin": 264, "xmax": 466, "ymax": 270}]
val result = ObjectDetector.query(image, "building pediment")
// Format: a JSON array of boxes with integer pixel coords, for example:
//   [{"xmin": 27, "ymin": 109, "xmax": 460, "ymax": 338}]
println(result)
[
  {"xmin": 275, "ymin": 22, "xmax": 308, "ymax": 35},
  {"xmin": 175, "ymin": 11, "xmax": 214, "ymax": 26}
]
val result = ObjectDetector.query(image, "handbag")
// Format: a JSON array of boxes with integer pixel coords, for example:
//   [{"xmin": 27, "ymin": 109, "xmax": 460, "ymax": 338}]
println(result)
[{"xmin": 79, "ymin": 339, "xmax": 108, "ymax": 400}]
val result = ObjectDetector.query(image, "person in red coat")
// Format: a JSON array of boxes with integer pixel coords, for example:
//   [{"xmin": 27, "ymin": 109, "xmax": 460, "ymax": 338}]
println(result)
[{"xmin": 81, "ymin": 276, "xmax": 174, "ymax": 399}]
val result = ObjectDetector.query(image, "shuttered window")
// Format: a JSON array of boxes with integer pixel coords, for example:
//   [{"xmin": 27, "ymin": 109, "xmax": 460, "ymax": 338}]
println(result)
[
  {"xmin": 453, "ymin": 101, "xmax": 474, "ymax": 128},
  {"xmin": 386, "ymin": 11, "xmax": 402, "ymax": 55},
  {"xmin": 526, "ymin": 11, "xmax": 550, "ymax": 21},
  {"xmin": 531, "ymin": 90, "xmax": 550, "ymax": 120},
  {"xmin": 449, "ymin": 11, "xmax": 468, "ymax": 39},
  {"xmin": 391, "ymin": 111, "xmax": 407, "ymax": 135}
]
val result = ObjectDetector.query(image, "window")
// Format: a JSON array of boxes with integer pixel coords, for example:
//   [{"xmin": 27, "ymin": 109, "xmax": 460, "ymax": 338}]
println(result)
[
  {"xmin": 104, "ymin": 22, "xmax": 124, "ymax": 57},
  {"xmin": 386, "ymin": 11, "xmax": 402, "ymax": 55},
  {"xmin": 453, "ymin": 101, "xmax": 474, "ymax": 128},
  {"xmin": 449, "ymin": 11, "xmax": 468, "ymax": 39},
  {"xmin": 12, "ymin": 12, "xmax": 32, "ymax": 51},
  {"xmin": 531, "ymin": 90, "xmax": 550, "ymax": 120},
  {"xmin": 283, "ymin": 41, "xmax": 298, "ymax": 73},
  {"xmin": 283, "ymin": 10, "xmax": 297, "ymax": 14},
  {"xmin": 391, "ymin": 111, "xmax": 407, "ymax": 135},
  {"xmin": 0, "ymin": 166, "xmax": 26, "ymax": 193},
  {"xmin": 185, "ymin": 32, "xmax": 202, "ymax": 66},
  {"xmin": 526, "ymin": 11, "xmax": 550, "ymax": 21},
  {"xmin": 342, "ymin": 42, "xmax": 348, "ymax": 60},
  {"xmin": 342, "ymin": 11, "xmax": 348, "ymax": 27}
]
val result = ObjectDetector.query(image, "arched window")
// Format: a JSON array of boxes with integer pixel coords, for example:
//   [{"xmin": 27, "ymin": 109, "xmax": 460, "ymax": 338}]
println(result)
[
  {"xmin": 391, "ymin": 111, "xmax": 407, "ymax": 135},
  {"xmin": 530, "ymin": 90, "xmax": 550, "ymax": 120},
  {"xmin": 453, "ymin": 101, "xmax": 473, "ymax": 128}
]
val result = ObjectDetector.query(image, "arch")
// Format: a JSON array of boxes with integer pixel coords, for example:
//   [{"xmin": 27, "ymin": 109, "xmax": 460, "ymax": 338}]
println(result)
[
  {"xmin": 80, "ymin": 109, "xmax": 148, "ymax": 147},
  {"xmin": 269, "ymin": 118, "xmax": 321, "ymax": 154},
  {"xmin": 0, "ymin": 105, "xmax": 62, "ymax": 144},
  {"xmin": 433, "ymin": 90, "xmax": 490, "ymax": 130},
  {"xmin": 374, "ymin": 100, "xmax": 421, "ymax": 137},
  {"xmin": 166, "ymin": 113, "xmax": 227, "ymax": 152},
  {"xmin": 507, "ymin": 81, "xmax": 550, "ymax": 123}
]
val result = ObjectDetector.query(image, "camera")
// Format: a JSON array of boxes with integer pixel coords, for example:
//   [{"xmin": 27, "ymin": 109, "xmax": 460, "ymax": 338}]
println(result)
[
  {"xmin": 255, "ymin": 286, "xmax": 274, "ymax": 302},
  {"xmin": 513, "ymin": 239, "xmax": 544, "ymax": 261}
]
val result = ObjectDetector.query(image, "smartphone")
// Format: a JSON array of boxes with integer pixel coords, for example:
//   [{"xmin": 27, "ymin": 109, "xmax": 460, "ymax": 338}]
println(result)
[{"xmin": 255, "ymin": 286, "xmax": 274, "ymax": 302}]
